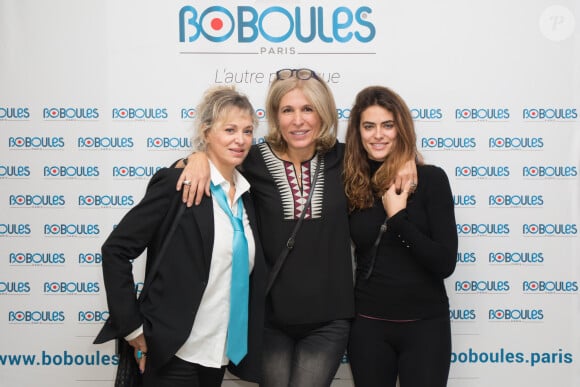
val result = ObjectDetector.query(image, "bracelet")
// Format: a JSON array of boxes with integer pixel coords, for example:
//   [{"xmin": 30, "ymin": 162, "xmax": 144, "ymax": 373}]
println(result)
[{"xmin": 182, "ymin": 157, "xmax": 188, "ymax": 166}]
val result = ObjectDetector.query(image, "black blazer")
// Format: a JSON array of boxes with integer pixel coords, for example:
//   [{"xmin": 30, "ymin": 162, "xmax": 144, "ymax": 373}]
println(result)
[{"xmin": 94, "ymin": 168, "xmax": 266, "ymax": 382}]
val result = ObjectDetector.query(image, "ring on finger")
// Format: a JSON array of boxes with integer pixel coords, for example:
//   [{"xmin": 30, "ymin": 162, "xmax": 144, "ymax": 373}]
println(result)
[
  {"xmin": 137, "ymin": 350, "xmax": 147, "ymax": 359},
  {"xmin": 183, "ymin": 180, "xmax": 192, "ymax": 186}
]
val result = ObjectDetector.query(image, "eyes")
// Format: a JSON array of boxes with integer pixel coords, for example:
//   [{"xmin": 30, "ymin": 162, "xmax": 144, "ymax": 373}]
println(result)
[
  {"xmin": 224, "ymin": 127, "xmax": 254, "ymax": 135},
  {"xmin": 362, "ymin": 121, "xmax": 395, "ymax": 131},
  {"xmin": 280, "ymin": 105, "xmax": 315, "ymax": 114}
]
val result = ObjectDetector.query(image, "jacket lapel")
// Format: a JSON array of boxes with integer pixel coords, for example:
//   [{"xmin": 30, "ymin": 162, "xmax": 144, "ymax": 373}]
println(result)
[
  {"xmin": 190, "ymin": 193, "xmax": 256, "ymax": 276},
  {"xmin": 242, "ymin": 192, "xmax": 259, "ymax": 237},
  {"xmin": 189, "ymin": 198, "xmax": 214, "ymax": 275}
]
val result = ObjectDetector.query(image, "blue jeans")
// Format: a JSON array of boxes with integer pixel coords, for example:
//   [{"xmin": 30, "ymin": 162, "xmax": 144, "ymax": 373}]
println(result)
[{"xmin": 261, "ymin": 319, "xmax": 350, "ymax": 387}]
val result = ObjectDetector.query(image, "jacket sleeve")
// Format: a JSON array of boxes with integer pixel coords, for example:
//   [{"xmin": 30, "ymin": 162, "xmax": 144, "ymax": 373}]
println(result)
[
  {"xmin": 99, "ymin": 168, "xmax": 181, "ymax": 338},
  {"xmin": 387, "ymin": 166, "xmax": 458, "ymax": 279}
]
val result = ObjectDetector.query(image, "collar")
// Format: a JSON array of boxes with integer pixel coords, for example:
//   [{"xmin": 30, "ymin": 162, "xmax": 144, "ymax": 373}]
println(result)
[{"xmin": 209, "ymin": 160, "xmax": 250, "ymax": 205}]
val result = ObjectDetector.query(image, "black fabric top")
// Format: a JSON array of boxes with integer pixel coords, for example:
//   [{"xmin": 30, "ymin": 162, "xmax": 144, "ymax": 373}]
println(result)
[
  {"xmin": 349, "ymin": 162, "xmax": 458, "ymax": 320},
  {"xmin": 242, "ymin": 142, "xmax": 355, "ymax": 325}
]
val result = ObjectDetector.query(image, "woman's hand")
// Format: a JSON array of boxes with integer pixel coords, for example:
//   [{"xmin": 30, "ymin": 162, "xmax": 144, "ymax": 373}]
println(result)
[
  {"xmin": 128, "ymin": 334, "xmax": 148, "ymax": 374},
  {"xmin": 382, "ymin": 180, "xmax": 414, "ymax": 217},
  {"xmin": 392, "ymin": 157, "xmax": 418, "ymax": 194},
  {"xmin": 175, "ymin": 152, "xmax": 211, "ymax": 206}
]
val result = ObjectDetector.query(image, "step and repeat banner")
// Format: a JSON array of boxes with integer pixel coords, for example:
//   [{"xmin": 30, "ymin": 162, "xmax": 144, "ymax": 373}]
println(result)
[{"xmin": 1, "ymin": 1, "xmax": 579, "ymax": 386}]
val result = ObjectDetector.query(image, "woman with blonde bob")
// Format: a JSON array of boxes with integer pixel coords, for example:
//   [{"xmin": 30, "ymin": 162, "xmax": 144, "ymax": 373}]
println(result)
[
  {"xmin": 95, "ymin": 86, "xmax": 266, "ymax": 387},
  {"xmin": 344, "ymin": 85, "xmax": 458, "ymax": 387}
]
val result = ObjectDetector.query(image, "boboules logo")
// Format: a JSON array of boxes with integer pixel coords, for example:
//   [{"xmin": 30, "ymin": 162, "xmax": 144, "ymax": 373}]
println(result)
[
  {"xmin": 421, "ymin": 137, "xmax": 476, "ymax": 150},
  {"xmin": 9, "ymin": 137, "xmax": 65, "ymax": 149},
  {"xmin": 0, "ymin": 165, "xmax": 30, "ymax": 179},
  {"xmin": 522, "ymin": 108, "xmax": 577, "ymax": 120},
  {"xmin": 8, "ymin": 310, "xmax": 65, "ymax": 324},
  {"xmin": 181, "ymin": 108, "xmax": 197, "ymax": 119},
  {"xmin": 522, "ymin": 223, "xmax": 577, "ymax": 236},
  {"xmin": 43, "ymin": 166, "xmax": 99, "ymax": 178},
  {"xmin": 9, "ymin": 195, "xmax": 66, "ymax": 208},
  {"xmin": 179, "ymin": 5, "xmax": 376, "ymax": 46},
  {"xmin": 453, "ymin": 195, "xmax": 477, "ymax": 207},
  {"xmin": 522, "ymin": 165, "xmax": 577, "ymax": 178},
  {"xmin": 450, "ymin": 309, "xmax": 477, "ymax": 321},
  {"xmin": 77, "ymin": 137, "xmax": 134, "ymax": 149},
  {"xmin": 43, "ymin": 224, "xmax": 100, "ymax": 237},
  {"xmin": 457, "ymin": 252, "xmax": 477, "ymax": 264},
  {"xmin": 43, "ymin": 107, "xmax": 99, "ymax": 120},
  {"xmin": 0, "ymin": 107, "xmax": 30, "ymax": 120},
  {"xmin": 336, "ymin": 107, "xmax": 351, "ymax": 121},
  {"xmin": 455, "ymin": 166, "xmax": 510, "ymax": 178},
  {"xmin": 78, "ymin": 253, "xmax": 102, "ymax": 265},
  {"xmin": 0, "ymin": 281, "xmax": 31, "ymax": 294},
  {"xmin": 0, "ymin": 224, "xmax": 31, "ymax": 237},
  {"xmin": 488, "ymin": 194, "xmax": 544, "ymax": 207},
  {"xmin": 78, "ymin": 195, "xmax": 134, "ymax": 208},
  {"xmin": 522, "ymin": 280, "xmax": 578, "ymax": 293},
  {"xmin": 43, "ymin": 282, "xmax": 100, "ymax": 295},
  {"xmin": 411, "ymin": 108, "xmax": 443, "ymax": 121},
  {"xmin": 78, "ymin": 310, "xmax": 109, "ymax": 323},
  {"xmin": 456, "ymin": 223, "xmax": 510, "ymax": 236},
  {"xmin": 488, "ymin": 252, "xmax": 544, "ymax": 265},
  {"xmin": 9, "ymin": 252, "xmax": 66, "ymax": 266},
  {"xmin": 455, "ymin": 280, "xmax": 510, "ymax": 293},
  {"xmin": 147, "ymin": 137, "xmax": 192, "ymax": 150},
  {"xmin": 111, "ymin": 107, "xmax": 168, "ymax": 120},
  {"xmin": 488, "ymin": 137, "xmax": 544, "ymax": 150},
  {"xmin": 455, "ymin": 108, "xmax": 509, "ymax": 121},
  {"xmin": 112, "ymin": 165, "xmax": 162, "ymax": 179},
  {"xmin": 488, "ymin": 309, "xmax": 544, "ymax": 321}
]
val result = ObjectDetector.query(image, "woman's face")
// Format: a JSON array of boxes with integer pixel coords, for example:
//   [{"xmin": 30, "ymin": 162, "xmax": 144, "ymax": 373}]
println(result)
[
  {"xmin": 359, "ymin": 105, "xmax": 397, "ymax": 162},
  {"xmin": 277, "ymin": 88, "xmax": 321, "ymax": 155},
  {"xmin": 205, "ymin": 107, "xmax": 254, "ymax": 173}
]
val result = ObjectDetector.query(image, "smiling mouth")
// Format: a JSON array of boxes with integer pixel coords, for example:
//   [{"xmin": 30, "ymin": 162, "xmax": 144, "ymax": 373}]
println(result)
[{"xmin": 370, "ymin": 143, "xmax": 388, "ymax": 148}]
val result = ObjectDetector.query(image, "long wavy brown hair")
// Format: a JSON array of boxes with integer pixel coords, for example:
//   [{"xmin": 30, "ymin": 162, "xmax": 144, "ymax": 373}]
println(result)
[{"xmin": 343, "ymin": 86, "xmax": 420, "ymax": 211}]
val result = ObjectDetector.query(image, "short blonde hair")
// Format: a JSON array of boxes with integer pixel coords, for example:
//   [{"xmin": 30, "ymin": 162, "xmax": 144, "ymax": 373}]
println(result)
[
  {"xmin": 265, "ymin": 71, "xmax": 337, "ymax": 154},
  {"xmin": 192, "ymin": 85, "xmax": 257, "ymax": 151}
]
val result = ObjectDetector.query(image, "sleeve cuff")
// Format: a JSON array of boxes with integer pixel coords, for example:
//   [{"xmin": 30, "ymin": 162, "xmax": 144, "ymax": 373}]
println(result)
[{"xmin": 124, "ymin": 325, "xmax": 144, "ymax": 341}]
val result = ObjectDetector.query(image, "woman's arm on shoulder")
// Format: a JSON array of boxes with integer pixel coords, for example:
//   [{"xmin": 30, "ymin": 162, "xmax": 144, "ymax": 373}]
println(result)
[{"xmin": 173, "ymin": 152, "xmax": 211, "ymax": 207}]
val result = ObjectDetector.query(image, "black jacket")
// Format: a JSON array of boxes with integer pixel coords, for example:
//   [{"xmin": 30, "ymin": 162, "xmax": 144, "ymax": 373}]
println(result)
[{"xmin": 94, "ymin": 168, "xmax": 266, "ymax": 382}]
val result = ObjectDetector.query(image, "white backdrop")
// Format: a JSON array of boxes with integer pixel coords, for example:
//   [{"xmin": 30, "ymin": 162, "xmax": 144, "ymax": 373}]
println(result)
[{"xmin": 1, "ymin": 1, "xmax": 579, "ymax": 386}]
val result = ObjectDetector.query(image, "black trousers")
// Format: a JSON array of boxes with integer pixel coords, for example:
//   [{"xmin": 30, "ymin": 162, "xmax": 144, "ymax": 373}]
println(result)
[
  {"xmin": 144, "ymin": 356, "xmax": 226, "ymax": 387},
  {"xmin": 347, "ymin": 315, "xmax": 451, "ymax": 387}
]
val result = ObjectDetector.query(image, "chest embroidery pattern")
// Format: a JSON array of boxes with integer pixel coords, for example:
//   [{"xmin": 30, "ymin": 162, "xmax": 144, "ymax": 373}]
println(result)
[{"xmin": 258, "ymin": 143, "xmax": 324, "ymax": 220}]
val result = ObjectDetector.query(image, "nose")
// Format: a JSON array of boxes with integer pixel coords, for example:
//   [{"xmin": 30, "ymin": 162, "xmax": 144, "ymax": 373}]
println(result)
[
  {"xmin": 234, "ymin": 131, "xmax": 244, "ymax": 143},
  {"xmin": 373, "ymin": 127, "xmax": 384, "ymax": 139},
  {"xmin": 292, "ymin": 111, "xmax": 304, "ymax": 125}
]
